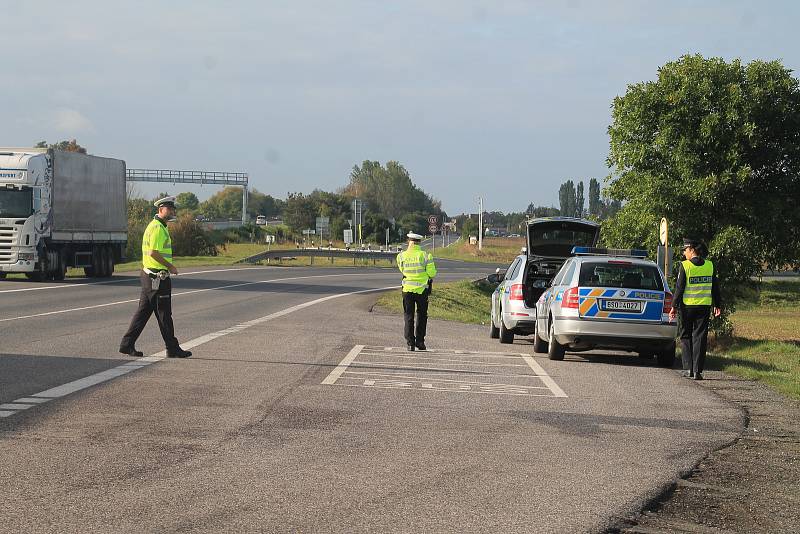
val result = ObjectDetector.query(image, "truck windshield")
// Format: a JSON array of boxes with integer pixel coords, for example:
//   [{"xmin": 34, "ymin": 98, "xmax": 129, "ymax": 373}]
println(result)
[{"xmin": 0, "ymin": 187, "xmax": 33, "ymax": 218}]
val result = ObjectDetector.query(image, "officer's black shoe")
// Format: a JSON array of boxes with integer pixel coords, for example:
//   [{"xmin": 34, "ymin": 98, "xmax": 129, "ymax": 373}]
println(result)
[
  {"xmin": 407, "ymin": 344, "xmax": 415, "ymax": 352},
  {"xmin": 681, "ymin": 371, "xmax": 694, "ymax": 379},
  {"xmin": 693, "ymin": 373, "xmax": 704, "ymax": 380},
  {"xmin": 167, "ymin": 348, "xmax": 192, "ymax": 358},
  {"xmin": 119, "ymin": 346, "xmax": 144, "ymax": 357},
  {"xmin": 415, "ymin": 342, "xmax": 427, "ymax": 351}
]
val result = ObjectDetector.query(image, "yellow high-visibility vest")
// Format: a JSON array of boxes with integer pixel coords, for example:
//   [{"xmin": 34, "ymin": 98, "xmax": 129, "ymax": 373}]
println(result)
[
  {"xmin": 682, "ymin": 259, "xmax": 714, "ymax": 306},
  {"xmin": 142, "ymin": 218, "xmax": 173, "ymax": 270},
  {"xmin": 397, "ymin": 244, "xmax": 437, "ymax": 294}
]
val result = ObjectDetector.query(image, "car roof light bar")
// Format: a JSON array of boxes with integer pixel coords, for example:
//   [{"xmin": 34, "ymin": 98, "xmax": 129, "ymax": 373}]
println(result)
[{"xmin": 571, "ymin": 246, "xmax": 648, "ymax": 258}]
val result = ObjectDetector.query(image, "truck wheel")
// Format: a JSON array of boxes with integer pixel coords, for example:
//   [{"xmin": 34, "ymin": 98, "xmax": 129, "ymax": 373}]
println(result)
[
  {"xmin": 547, "ymin": 321, "xmax": 565, "ymax": 360},
  {"xmin": 657, "ymin": 341, "xmax": 676, "ymax": 368},
  {"xmin": 53, "ymin": 252, "xmax": 66, "ymax": 281},
  {"xmin": 25, "ymin": 272, "xmax": 44, "ymax": 282},
  {"xmin": 489, "ymin": 316, "xmax": 500, "ymax": 339},
  {"xmin": 499, "ymin": 311, "xmax": 514, "ymax": 344},
  {"xmin": 0, "ymin": 273, "xmax": 6, "ymax": 280},
  {"xmin": 105, "ymin": 248, "xmax": 115, "ymax": 277}
]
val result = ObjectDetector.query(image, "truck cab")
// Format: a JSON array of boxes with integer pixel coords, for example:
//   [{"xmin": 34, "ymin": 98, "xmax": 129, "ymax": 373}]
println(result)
[{"xmin": 0, "ymin": 149, "xmax": 49, "ymax": 277}]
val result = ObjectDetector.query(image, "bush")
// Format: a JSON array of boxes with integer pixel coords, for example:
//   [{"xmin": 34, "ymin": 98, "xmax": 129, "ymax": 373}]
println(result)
[{"xmin": 169, "ymin": 215, "xmax": 218, "ymax": 256}]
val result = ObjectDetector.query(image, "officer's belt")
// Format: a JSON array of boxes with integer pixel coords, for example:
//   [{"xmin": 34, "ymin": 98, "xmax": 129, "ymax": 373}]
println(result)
[{"xmin": 143, "ymin": 268, "xmax": 170, "ymax": 279}]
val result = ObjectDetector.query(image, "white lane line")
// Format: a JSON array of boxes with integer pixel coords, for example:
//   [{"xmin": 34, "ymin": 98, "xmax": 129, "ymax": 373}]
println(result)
[
  {"xmin": 0, "ymin": 266, "xmax": 290, "ymax": 294},
  {"xmin": 0, "ymin": 287, "xmax": 395, "ymax": 420},
  {"xmin": 0, "ymin": 272, "xmax": 389, "ymax": 323},
  {"xmin": 320, "ymin": 345, "xmax": 365, "ymax": 385},
  {"xmin": 520, "ymin": 354, "xmax": 568, "ymax": 398}
]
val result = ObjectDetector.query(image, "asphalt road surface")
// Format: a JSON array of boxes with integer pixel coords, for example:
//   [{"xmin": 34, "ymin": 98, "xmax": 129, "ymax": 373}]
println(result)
[{"xmin": 0, "ymin": 261, "xmax": 742, "ymax": 533}]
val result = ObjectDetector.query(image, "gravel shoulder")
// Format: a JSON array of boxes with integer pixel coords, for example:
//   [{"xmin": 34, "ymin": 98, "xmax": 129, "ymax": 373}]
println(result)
[{"xmin": 610, "ymin": 371, "xmax": 800, "ymax": 533}]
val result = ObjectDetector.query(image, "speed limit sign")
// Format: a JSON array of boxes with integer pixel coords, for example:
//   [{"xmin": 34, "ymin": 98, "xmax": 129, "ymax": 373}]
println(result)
[
  {"xmin": 428, "ymin": 215, "xmax": 438, "ymax": 225},
  {"xmin": 428, "ymin": 224, "xmax": 437, "ymax": 233}
]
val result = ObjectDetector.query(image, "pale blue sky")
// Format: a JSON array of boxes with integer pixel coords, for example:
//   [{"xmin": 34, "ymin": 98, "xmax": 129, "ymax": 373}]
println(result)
[{"xmin": 2, "ymin": 1, "xmax": 798, "ymax": 214}]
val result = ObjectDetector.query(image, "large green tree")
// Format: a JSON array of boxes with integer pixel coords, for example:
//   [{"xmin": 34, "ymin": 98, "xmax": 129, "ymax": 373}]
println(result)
[
  {"xmin": 200, "ymin": 186, "xmax": 245, "ymax": 219},
  {"xmin": 176, "ymin": 192, "xmax": 200, "ymax": 212},
  {"xmin": 605, "ymin": 54, "xmax": 800, "ymax": 321}
]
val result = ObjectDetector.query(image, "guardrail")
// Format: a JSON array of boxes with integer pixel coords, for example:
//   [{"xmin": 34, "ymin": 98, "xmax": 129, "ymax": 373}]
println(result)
[{"xmin": 236, "ymin": 248, "xmax": 398, "ymax": 266}]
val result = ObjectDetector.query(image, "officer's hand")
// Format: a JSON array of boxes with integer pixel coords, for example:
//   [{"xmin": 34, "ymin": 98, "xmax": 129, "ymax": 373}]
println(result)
[
  {"xmin": 713, "ymin": 307, "xmax": 721, "ymax": 318},
  {"xmin": 668, "ymin": 307, "xmax": 676, "ymax": 321},
  {"xmin": 169, "ymin": 265, "xmax": 178, "ymax": 275}
]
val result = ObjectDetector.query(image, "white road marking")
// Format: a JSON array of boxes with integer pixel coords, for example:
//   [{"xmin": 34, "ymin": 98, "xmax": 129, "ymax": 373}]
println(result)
[
  {"xmin": 321, "ymin": 345, "xmax": 365, "ymax": 385},
  {"xmin": 0, "ymin": 286, "xmax": 395, "ymax": 420},
  {"xmin": 324, "ymin": 346, "xmax": 567, "ymax": 398},
  {"xmin": 0, "ymin": 272, "xmax": 390, "ymax": 323},
  {"xmin": 520, "ymin": 354, "xmax": 568, "ymax": 398},
  {"xmin": 0, "ymin": 266, "xmax": 278, "ymax": 294}
]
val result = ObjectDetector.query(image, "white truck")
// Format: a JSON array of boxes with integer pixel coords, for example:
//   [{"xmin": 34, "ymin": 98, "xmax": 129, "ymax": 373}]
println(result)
[{"xmin": 0, "ymin": 148, "xmax": 127, "ymax": 280}]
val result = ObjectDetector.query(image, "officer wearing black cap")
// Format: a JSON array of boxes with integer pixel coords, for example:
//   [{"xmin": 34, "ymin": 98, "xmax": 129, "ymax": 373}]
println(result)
[
  {"xmin": 668, "ymin": 238, "xmax": 721, "ymax": 379},
  {"xmin": 119, "ymin": 196, "xmax": 192, "ymax": 358}
]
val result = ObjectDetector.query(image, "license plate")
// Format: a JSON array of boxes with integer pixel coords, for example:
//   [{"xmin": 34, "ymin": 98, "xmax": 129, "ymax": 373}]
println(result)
[{"xmin": 600, "ymin": 299, "xmax": 644, "ymax": 312}]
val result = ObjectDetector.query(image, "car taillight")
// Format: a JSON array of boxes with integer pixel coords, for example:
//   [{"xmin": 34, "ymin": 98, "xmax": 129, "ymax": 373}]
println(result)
[
  {"xmin": 663, "ymin": 292, "xmax": 673, "ymax": 313},
  {"xmin": 562, "ymin": 287, "xmax": 579, "ymax": 308},
  {"xmin": 509, "ymin": 283, "xmax": 524, "ymax": 300}
]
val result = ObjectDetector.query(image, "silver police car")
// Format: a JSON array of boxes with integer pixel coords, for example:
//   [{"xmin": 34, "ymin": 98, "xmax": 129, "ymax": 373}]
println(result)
[
  {"xmin": 489, "ymin": 217, "xmax": 601, "ymax": 344},
  {"xmin": 533, "ymin": 247, "xmax": 678, "ymax": 366}
]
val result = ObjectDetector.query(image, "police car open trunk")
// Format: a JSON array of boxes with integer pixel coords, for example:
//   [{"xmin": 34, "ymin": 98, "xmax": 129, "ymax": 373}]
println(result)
[{"xmin": 522, "ymin": 218, "xmax": 600, "ymax": 308}]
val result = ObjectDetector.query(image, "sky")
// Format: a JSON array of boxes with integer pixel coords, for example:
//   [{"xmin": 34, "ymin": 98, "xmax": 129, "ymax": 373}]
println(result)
[{"xmin": 2, "ymin": 0, "xmax": 799, "ymax": 215}]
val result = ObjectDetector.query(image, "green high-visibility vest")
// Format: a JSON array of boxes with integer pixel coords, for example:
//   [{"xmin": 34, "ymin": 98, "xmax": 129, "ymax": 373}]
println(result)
[
  {"xmin": 141, "ymin": 218, "xmax": 173, "ymax": 270},
  {"xmin": 682, "ymin": 259, "xmax": 714, "ymax": 306},
  {"xmin": 397, "ymin": 244, "xmax": 437, "ymax": 294}
]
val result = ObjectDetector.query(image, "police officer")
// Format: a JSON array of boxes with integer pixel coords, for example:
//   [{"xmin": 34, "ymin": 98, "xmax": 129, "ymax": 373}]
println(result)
[
  {"xmin": 396, "ymin": 232, "xmax": 437, "ymax": 351},
  {"xmin": 668, "ymin": 238, "xmax": 721, "ymax": 380},
  {"xmin": 119, "ymin": 196, "xmax": 192, "ymax": 358}
]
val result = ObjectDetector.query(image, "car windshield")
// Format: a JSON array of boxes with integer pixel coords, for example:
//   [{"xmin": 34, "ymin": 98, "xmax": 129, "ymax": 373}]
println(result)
[
  {"xmin": 0, "ymin": 187, "xmax": 33, "ymax": 218},
  {"xmin": 579, "ymin": 262, "xmax": 664, "ymax": 291}
]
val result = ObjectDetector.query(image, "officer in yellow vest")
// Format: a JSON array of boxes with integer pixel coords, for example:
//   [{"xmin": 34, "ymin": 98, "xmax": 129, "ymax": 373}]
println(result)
[
  {"xmin": 119, "ymin": 196, "xmax": 192, "ymax": 358},
  {"xmin": 397, "ymin": 232, "xmax": 437, "ymax": 351},
  {"xmin": 668, "ymin": 238, "xmax": 721, "ymax": 380}
]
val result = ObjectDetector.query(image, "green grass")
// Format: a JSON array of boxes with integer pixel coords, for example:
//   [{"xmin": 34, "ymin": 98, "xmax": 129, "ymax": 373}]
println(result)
[
  {"xmin": 433, "ymin": 237, "xmax": 524, "ymax": 264},
  {"xmin": 376, "ymin": 279, "xmax": 494, "ymax": 325}
]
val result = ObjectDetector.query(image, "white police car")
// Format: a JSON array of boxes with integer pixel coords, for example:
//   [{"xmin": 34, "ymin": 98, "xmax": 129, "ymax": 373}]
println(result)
[{"xmin": 533, "ymin": 247, "xmax": 678, "ymax": 366}]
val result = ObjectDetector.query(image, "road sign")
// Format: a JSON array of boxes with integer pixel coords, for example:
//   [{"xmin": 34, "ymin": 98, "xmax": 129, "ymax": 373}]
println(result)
[
  {"xmin": 302, "ymin": 229, "xmax": 316, "ymax": 235},
  {"xmin": 659, "ymin": 218, "xmax": 668, "ymax": 245},
  {"xmin": 428, "ymin": 215, "xmax": 438, "ymax": 225},
  {"xmin": 343, "ymin": 228, "xmax": 353, "ymax": 245},
  {"xmin": 428, "ymin": 224, "xmax": 438, "ymax": 233}
]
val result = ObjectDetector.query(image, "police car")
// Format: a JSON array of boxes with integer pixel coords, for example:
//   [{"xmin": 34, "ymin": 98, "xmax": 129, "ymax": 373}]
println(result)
[{"xmin": 533, "ymin": 247, "xmax": 678, "ymax": 366}]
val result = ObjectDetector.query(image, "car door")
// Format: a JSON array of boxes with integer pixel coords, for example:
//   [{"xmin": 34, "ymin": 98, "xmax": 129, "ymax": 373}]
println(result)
[{"xmin": 497, "ymin": 258, "xmax": 521, "ymax": 320}]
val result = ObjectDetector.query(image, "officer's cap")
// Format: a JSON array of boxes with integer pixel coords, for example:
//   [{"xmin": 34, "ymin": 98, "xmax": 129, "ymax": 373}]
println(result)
[
  {"xmin": 407, "ymin": 232, "xmax": 423, "ymax": 241},
  {"xmin": 681, "ymin": 237, "xmax": 700, "ymax": 250},
  {"xmin": 154, "ymin": 196, "xmax": 178, "ymax": 209}
]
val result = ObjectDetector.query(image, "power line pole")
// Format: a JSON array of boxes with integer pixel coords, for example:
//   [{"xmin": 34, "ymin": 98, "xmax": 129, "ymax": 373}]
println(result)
[{"xmin": 478, "ymin": 196, "xmax": 484, "ymax": 251}]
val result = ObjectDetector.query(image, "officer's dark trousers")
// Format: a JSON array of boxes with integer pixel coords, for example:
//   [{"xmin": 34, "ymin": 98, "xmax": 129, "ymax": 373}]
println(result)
[
  {"xmin": 120, "ymin": 271, "xmax": 179, "ymax": 352},
  {"xmin": 402, "ymin": 290, "xmax": 429, "ymax": 345},
  {"xmin": 678, "ymin": 305, "xmax": 711, "ymax": 375}
]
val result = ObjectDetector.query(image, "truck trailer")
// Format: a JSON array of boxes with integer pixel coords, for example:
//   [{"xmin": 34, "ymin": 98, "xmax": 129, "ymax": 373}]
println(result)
[{"xmin": 0, "ymin": 148, "xmax": 127, "ymax": 280}]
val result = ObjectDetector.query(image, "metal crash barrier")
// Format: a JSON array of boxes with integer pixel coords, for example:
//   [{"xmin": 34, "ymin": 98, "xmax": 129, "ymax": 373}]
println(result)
[{"xmin": 236, "ymin": 248, "xmax": 397, "ymax": 266}]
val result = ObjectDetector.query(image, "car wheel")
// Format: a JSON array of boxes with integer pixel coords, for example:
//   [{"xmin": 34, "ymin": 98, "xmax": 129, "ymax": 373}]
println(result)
[
  {"xmin": 499, "ymin": 310, "xmax": 514, "ymax": 344},
  {"xmin": 656, "ymin": 341, "xmax": 676, "ymax": 368},
  {"xmin": 0, "ymin": 272, "xmax": 6, "ymax": 279},
  {"xmin": 489, "ymin": 312, "xmax": 500, "ymax": 339},
  {"xmin": 547, "ymin": 320, "xmax": 565, "ymax": 360},
  {"xmin": 637, "ymin": 351, "xmax": 654, "ymax": 360},
  {"xmin": 532, "ymin": 324, "xmax": 547, "ymax": 353}
]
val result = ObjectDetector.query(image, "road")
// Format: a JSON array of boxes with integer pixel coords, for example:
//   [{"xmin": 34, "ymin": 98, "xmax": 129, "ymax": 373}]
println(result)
[{"xmin": 0, "ymin": 261, "xmax": 742, "ymax": 533}]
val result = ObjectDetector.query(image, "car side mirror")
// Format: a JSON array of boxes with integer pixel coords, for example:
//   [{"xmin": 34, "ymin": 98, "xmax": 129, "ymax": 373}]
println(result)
[{"xmin": 487, "ymin": 273, "xmax": 500, "ymax": 284}]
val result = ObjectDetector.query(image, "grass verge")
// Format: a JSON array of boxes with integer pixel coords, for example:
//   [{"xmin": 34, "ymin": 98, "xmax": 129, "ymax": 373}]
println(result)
[
  {"xmin": 375, "ymin": 279, "xmax": 494, "ymax": 325},
  {"xmin": 433, "ymin": 237, "xmax": 524, "ymax": 264}
]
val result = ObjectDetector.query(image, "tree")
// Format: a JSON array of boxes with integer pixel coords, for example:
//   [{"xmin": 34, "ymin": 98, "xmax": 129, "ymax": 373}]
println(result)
[
  {"xmin": 176, "ymin": 192, "xmax": 200, "ymax": 212},
  {"xmin": 605, "ymin": 54, "xmax": 800, "ymax": 328},
  {"xmin": 247, "ymin": 189, "xmax": 284, "ymax": 218},
  {"xmin": 283, "ymin": 192, "xmax": 316, "ymax": 233},
  {"xmin": 558, "ymin": 180, "xmax": 576, "ymax": 217},
  {"xmin": 35, "ymin": 139, "xmax": 88, "ymax": 154},
  {"xmin": 200, "ymin": 187, "xmax": 244, "ymax": 219},
  {"xmin": 575, "ymin": 181, "xmax": 585, "ymax": 218},
  {"xmin": 588, "ymin": 178, "xmax": 602, "ymax": 217}
]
